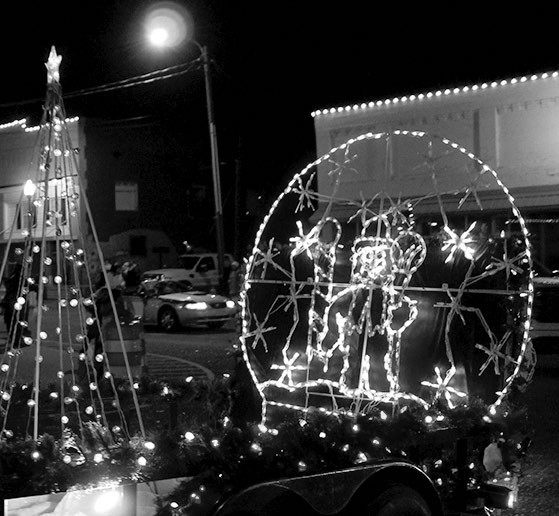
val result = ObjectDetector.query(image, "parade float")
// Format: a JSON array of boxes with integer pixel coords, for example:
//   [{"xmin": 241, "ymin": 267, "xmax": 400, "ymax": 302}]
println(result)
[{"xmin": 0, "ymin": 48, "xmax": 534, "ymax": 515}]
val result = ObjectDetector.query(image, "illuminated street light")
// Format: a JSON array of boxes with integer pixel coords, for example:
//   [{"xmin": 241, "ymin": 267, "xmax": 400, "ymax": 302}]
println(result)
[
  {"xmin": 23, "ymin": 179, "xmax": 36, "ymax": 197},
  {"xmin": 147, "ymin": 27, "xmax": 169, "ymax": 47},
  {"xmin": 23, "ymin": 179, "xmax": 36, "ymax": 237},
  {"xmin": 144, "ymin": 3, "xmax": 226, "ymax": 292}
]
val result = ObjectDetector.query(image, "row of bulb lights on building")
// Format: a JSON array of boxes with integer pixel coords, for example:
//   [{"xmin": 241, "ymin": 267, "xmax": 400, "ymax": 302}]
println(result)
[
  {"xmin": 0, "ymin": 117, "xmax": 79, "ymax": 132},
  {"xmin": 311, "ymin": 71, "xmax": 559, "ymax": 117}
]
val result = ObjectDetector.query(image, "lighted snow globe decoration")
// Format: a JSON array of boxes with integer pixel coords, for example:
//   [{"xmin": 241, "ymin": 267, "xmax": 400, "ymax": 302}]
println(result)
[{"xmin": 240, "ymin": 131, "xmax": 534, "ymax": 423}]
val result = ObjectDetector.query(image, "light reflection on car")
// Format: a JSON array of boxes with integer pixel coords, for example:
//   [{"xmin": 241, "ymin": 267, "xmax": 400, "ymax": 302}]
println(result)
[{"xmin": 138, "ymin": 280, "xmax": 238, "ymax": 331}]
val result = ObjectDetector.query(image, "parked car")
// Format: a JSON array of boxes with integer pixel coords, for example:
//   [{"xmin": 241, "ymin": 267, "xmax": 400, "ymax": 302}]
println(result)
[
  {"xmin": 141, "ymin": 253, "xmax": 234, "ymax": 291},
  {"xmin": 138, "ymin": 279, "xmax": 237, "ymax": 331},
  {"xmin": 530, "ymin": 275, "xmax": 559, "ymax": 353}
]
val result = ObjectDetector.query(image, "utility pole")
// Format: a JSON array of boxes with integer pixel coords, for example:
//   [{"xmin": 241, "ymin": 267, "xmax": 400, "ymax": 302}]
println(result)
[{"xmin": 200, "ymin": 45, "xmax": 226, "ymax": 293}]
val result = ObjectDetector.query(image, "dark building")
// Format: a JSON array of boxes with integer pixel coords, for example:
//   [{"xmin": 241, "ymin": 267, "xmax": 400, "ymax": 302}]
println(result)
[{"xmin": 0, "ymin": 114, "xmax": 225, "ymax": 273}]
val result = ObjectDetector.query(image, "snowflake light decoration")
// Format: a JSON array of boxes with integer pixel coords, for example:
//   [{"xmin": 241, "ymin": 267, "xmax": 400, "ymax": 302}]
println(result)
[
  {"xmin": 421, "ymin": 366, "xmax": 468, "ymax": 409},
  {"xmin": 240, "ymin": 130, "xmax": 534, "ymax": 424},
  {"xmin": 441, "ymin": 221, "xmax": 478, "ymax": 262}
]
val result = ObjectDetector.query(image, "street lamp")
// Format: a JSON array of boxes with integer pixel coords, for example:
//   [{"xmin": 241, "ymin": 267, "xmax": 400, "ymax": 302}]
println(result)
[
  {"xmin": 23, "ymin": 179, "xmax": 36, "ymax": 237},
  {"xmin": 23, "ymin": 179, "xmax": 36, "ymax": 197},
  {"xmin": 144, "ymin": 4, "xmax": 226, "ymax": 292}
]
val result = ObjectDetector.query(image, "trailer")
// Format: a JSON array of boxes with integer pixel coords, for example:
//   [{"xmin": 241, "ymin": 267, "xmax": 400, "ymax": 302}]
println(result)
[{"xmin": 217, "ymin": 129, "xmax": 534, "ymax": 516}]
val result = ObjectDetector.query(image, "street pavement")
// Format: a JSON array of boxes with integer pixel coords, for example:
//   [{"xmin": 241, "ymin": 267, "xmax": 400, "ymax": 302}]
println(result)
[
  {"xmin": 0, "ymin": 296, "xmax": 238, "ymax": 387},
  {"xmin": 0, "ymin": 339, "xmax": 216, "ymax": 386},
  {"xmin": 1, "ymin": 303, "xmax": 557, "ymax": 514},
  {"xmin": 503, "ymin": 353, "xmax": 559, "ymax": 516},
  {"xmin": 0, "ymin": 324, "xmax": 237, "ymax": 387}
]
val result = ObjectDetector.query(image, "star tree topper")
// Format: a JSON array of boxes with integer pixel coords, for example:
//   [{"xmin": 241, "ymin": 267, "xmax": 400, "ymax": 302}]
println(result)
[{"xmin": 45, "ymin": 46, "xmax": 62, "ymax": 84}]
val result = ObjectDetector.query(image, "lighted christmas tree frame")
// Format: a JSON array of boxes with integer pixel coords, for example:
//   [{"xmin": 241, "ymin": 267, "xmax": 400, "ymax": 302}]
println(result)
[{"xmin": 0, "ymin": 47, "xmax": 150, "ymax": 466}]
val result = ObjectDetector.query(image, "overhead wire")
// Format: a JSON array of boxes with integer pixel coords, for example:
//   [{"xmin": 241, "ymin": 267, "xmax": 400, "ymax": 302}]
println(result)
[
  {"xmin": 0, "ymin": 58, "xmax": 203, "ymax": 109},
  {"xmin": 64, "ymin": 59, "xmax": 203, "ymax": 99}
]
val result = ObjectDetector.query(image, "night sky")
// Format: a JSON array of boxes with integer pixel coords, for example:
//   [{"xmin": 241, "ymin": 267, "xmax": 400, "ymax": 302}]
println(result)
[{"xmin": 1, "ymin": 2, "xmax": 557, "ymax": 249}]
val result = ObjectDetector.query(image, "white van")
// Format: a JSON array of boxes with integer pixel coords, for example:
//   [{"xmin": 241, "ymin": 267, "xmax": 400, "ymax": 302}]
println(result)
[{"xmin": 141, "ymin": 253, "xmax": 233, "ymax": 291}]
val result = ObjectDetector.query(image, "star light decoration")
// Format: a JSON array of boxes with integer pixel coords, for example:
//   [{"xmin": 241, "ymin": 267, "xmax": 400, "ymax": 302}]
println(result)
[
  {"xmin": 385, "ymin": 194, "xmax": 415, "ymax": 230},
  {"xmin": 45, "ymin": 46, "xmax": 62, "ymax": 84},
  {"xmin": 441, "ymin": 221, "xmax": 478, "ymax": 263},
  {"xmin": 252, "ymin": 238, "xmax": 291, "ymax": 279},
  {"xmin": 244, "ymin": 314, "xmax": 276, "ymax": 353},
  {"xmin": 348, "ymin": 192, "xmax": 379, "ymax": 229},
  {"xmin": 294, "ymin": 172, "xmax": 317, "ymax": 212},
  {"xmin": 240, "ymin": 129, "xmax": 534, "ymax": 424},
  {"xmin": 476, "ymin": 330, "xmax": 518, "ymax": 376},
  {"xmin": 327, "ymin": 144, "xmax": 358, "ymax": 181},
  {"xmin": 421, "ymin": 366, "xmax": 467, "ymax": 409},
  {"xmin": 289, "ymin": 220, "xmax": 321, "ymax": 260},
  {"xmin": 436, "ymin": 286, "xmax": 473, "ymax": 325},
  {"xmin": 486, "ymin": 248, "xmax": 527, "ymax": 283},
  {"xmin": 270, "ymin": 352, "xmax": 307, "ymax": 386}
]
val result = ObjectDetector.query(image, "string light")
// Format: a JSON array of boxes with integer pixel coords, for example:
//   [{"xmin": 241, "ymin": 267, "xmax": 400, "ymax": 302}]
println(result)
[
  {"xmin": 23, "ymin": 116, "xmax": 79, "ymax": 132},
  {"xmin": 311, "ymin": 70, "xmax": 559, "ymax": 117},
  {"xmin": 0, "ymin": 48, "xmax": 149, "ymax": 490},
  {"xmin": 0, "ymin": 118, "xmax": 27, "ymax": 130}
]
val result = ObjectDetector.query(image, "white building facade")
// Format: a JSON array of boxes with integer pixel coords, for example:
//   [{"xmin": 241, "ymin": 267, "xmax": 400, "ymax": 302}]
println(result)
[
  {"xmin": 0, "ymin": 117, "xmax": 83, "ymax": 245},
  {"xmin": 312, "ymin": 71, "xmax": 559, "ymax": 270}
]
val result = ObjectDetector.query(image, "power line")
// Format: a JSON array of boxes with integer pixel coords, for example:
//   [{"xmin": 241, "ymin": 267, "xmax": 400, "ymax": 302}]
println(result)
[
  {"xmin": 0, "ymin": 58, "xmax": 203, "ymax": 109},
  {"xmin": 64, "ymin": 59, "xmax": 202, "ymax": 98}
]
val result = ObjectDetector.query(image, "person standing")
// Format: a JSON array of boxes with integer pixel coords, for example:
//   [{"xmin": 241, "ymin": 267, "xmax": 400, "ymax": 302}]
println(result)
[
  {"xmin": 107, "ymin": 262, "xmax": 125, "ymax": 290},
  {"xmin": 95, "ymin": 261, "xmax": 125, "ymax": 291},
  {"xmin": 121, "ymin": 261, "xmax": 141, "ymax": 293},
  {"xmin": 2, "ymin": 264, "xmax": 23, "ymax": 347},
  {"xmin": 227, "ymin": 261, "xmax": 243, "ymax": 300}
]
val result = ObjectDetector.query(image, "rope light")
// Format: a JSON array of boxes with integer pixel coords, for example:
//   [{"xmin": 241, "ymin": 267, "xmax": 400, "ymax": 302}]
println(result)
[{"xmin": 241, "ymin": 129, "xmax": 534, "ymax": 425}]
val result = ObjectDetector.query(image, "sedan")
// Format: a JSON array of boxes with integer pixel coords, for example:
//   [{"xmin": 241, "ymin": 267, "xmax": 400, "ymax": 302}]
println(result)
[{"xmin": 139, "ymin": 280, "xmax": 238, "ymax": 331}]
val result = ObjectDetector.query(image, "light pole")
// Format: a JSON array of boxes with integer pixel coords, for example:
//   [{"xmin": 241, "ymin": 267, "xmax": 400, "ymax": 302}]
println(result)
[
  {"xmin": 194, "ymin": 40, "xmax": 226, "ymax": 293},
  {"xmin": 145, "ymin": 6, "xmax": 226, "ymax": 292}
]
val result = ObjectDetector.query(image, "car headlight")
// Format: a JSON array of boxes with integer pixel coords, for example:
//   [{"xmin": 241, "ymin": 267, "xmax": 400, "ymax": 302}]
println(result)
[
  {"xmin": 184, "ymin": 301, "xmax": 208, "ymax": 310},
  {"xmin": 226, "ymin": 300, "xmax": 236, "ymax": 309}
]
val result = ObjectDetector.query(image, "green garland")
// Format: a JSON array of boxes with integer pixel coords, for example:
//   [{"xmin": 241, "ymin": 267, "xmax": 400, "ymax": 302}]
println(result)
[
  {"xmin": 0, "ymin": 375, "xmax": 231, "ymax": 499},
  {"xmin": 0, "ymin": 374, "xmax": 532, "ymax": 515},
  {"xmin": 149, "ymin": 396, "xmax": 531, "ymax": 515}
]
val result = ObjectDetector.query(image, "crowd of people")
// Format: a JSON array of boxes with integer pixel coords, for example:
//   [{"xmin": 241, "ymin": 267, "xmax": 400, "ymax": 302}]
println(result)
[{"xmin": 0, "ymin": 263, "xmax": 38, "ymax": 348}]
